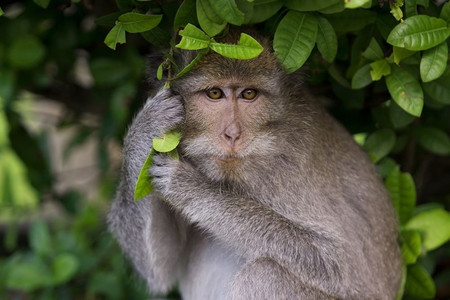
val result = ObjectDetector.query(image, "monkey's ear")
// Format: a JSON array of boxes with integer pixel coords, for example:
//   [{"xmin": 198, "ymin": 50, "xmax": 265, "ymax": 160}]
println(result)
[{"xmin": 146, "ymin": 53, "xmax": 166, "ymax": 94}]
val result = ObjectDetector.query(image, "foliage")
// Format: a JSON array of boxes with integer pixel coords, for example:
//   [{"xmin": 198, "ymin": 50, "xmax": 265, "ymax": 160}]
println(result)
[
  {"xmin": 135, "ymin": 130, "xmax": 181, "ymax": 201},
  {"xmin": 0, "ymin": 0, "xmax": 450, "ymax": 299}
]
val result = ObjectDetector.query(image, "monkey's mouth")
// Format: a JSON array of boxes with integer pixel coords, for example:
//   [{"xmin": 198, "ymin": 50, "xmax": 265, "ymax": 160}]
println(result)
[{"xmin": 213, "ymin": 154, "xmax": 244, "ymax": 165}]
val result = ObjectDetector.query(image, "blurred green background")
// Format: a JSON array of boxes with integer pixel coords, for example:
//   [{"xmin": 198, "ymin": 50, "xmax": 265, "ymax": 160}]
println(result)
[{"xmin": 0, "ymin": 0, "xmax": 152, "ymax": 298}]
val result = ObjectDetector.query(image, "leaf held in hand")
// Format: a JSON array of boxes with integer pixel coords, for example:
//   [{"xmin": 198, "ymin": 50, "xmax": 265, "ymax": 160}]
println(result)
[
  {"xmin": 152, "ymin": 131, "xmax": 182, "ymax": 153},
  {"xmin": 134, "ymin": 150, "xmax": 154, "ymax": 201}
]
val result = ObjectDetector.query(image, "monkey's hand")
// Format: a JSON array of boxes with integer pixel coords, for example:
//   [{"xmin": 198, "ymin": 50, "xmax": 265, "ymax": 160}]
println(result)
[
  {"xmin": 122, "ymin": 89, "xmax": 184, "ymax": 191},
  {"xmin": 128, "ymin": 89, "xmax": 184, "ymax": 142},
  {"xmin": 150, "ymin": 154, "xmax": 194, "ymax": 205}
]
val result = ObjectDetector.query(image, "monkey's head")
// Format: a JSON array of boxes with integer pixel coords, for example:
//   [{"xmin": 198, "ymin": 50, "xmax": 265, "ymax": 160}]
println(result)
[{"xmin": 171, "ymin": 31, "xmax": 309, "ymax": 182}]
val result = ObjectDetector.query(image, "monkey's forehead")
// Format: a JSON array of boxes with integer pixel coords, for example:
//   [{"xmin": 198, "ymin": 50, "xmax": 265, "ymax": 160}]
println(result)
[
  {"xmin": 195, "ymin": 49, "xmax": 281, "ymax": 76},
  {"xmin": 172, "ymin": 50, "xmax": 284, "ymax": 93}
]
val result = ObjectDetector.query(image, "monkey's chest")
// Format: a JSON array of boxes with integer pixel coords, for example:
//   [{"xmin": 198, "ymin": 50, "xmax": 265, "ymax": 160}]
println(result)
[{"xmin": 178, "ymin": 230, "xmax": 244, "ymax": 300}]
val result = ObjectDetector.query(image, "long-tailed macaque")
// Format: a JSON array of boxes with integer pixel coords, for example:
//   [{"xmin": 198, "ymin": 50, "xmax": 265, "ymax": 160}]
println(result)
[{"xmin": 108, "ymin": 31, "xmax": 402, "ymax": 299}]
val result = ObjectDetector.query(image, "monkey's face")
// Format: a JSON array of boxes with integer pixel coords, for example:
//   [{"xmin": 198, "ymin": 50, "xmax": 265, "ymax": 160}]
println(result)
[
  {"xmin": 176, "ymin": 75, "xmax": 285, "ymax": 181},
  {"xmin": 171, "ymin": 43, "xmax": 297, "ymax": 181}
]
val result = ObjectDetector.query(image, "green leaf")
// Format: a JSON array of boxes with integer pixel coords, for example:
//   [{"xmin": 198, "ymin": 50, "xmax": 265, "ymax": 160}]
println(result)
[
  {"xmin": 0, "ymin": 149, "xmax": 39, "ymax": 209},
  {"xmin": 33, "ymin": 0, "xmax": 50, "ymax": 8},
  {"xmin": 118, "ymin": 13, "xmax": 162, "ymax": 33},
  {"xmin": 395, "ymin": 264, "xmax": 407, "ymax": 300},
  {"xmin": 413, "ymin": 126, "xmax": 450, "ymax": 155},
  {"xmin": 319, "ymin": 2, "xmax": 345, "ymax": 14},
  {"xmin": 135, "ymin": 130, "xmax": 182, "ymax": 201},
  {"xmin": 196, "ymin": 0, "xmax": 227, "ymax": 36},
  {"xmin": 7, "ymin": 36, "xmax": 45, "ymax": 69},
  {"xmin": 29, "ymin": 221, "xmax": 52, "ymax": 255},
  {"xmin": 420, "ymin": 42, "xmax": 448, "ymax": 82},
  {"xmin": 153, "ymin": 131, "xmax": 182, "ymax": 152},
  {"xmin": 405, "ymin": 263, "xmax": 436, "ymax": 299},
  {"xmin": 385, "ymin": 65, "xmax": 423, "ymax": 117},
  {"xmin": 376, "ymin": 157, "xmax": 397, "ymax": 178},
  {"xmin": 244, "ymin": 0, "xmax": 283, "ymax": 24},
  {"xmin": 370, "ymin": 59, "xmax": 391, "ymax": 81},
  {"xmin": 362, "ymin": 38, "xmax": 384, "ymax": 61},
  {"xmin": 168, "ymin": 149, "xmax": 180, "ymax": 160},
  {"xmin": 385, "ymin": 167, "xmax": 416, "ymax": 225},
  {"xmin": 51, "ymin": 253, "xmax": 79, "ymax": 284},
  {"xmin": 285, "ymin": 0, "xmax": 341, "ymax": 11},
  {"xmin": 95, "ymin": 12, "xmax": 123, "ymax": 27},
  {"xmin": 389, "ymin": 101, "xmax": 415, "ymax": 129},
  {"xmin": 176, "ymin": 23, "xmax": 210, "ymax": 50},
  {"xmin": 440, "ymin": 1, "xmax": 450, "ymax": 23},
  {"xmin": 134, "ymin": 149, "xmax": 154, "ymax": 201},
  {"xmin": 171, "ymin": 49, "xmax": 209, "ymax": 80},
  {"xmin": 351, "ymin": 64, "xmax": 372, "ymax": 89},
  {"xmin": 328, "ymin": 64, "xmax": 351, "ymax": 88},
  {"xmin": 210, "ymin": 33, "xmax": 263, "ymax": 59},
  {"xmin": 88, "ymin": 272, "xmax": 121, "ymax": 299},
  {"xmin": 325, "ymin": 9, "xmax": 377, "ymax": 32},
  {"xmin": 141, "ymin": 27, "xmax": 171, "ymax": 47},
  {"xmin": 405, "ymin": 208, "xmax": 450, "ymax": 251},
  {"xmin": 274, "ymin": 11, "xmax": 318, "ymax": 73},
  {"xmin": 363, "ymin": 128, "xmax": 396, "ymax": 163},
  {"xmin": 390, "ymin": 0, "xmax": 404, "ymax": 21},
  {"xmin": 316, "ymin": 16, "xmax": 337, "ymax": 63},
  {"xmin": 207, "ymin": 0, "xmax": 244, "ymax": 25},
  {"xmin": 174, "ymin": 0, "xmax": 198, "ymax": 30},
  {"xmin": 6, "ymin": 256, "xmax": 51, "ymax": 291},
  {"xmin": 0, "ymin": 97, "xmax": 9, "ymax": 146},
  {"xmin": 353, "ymin": 133, "xmax": 367, "ymax": 147},
  {"xmin": 412, "ymin": 203, "xmax": 445, "ymax": 217},
  {"xmin": 400, "ymin": 230, "xmax": 422, "ymax": 265},
  {"xmin": 236, "ymin": 0, "xmax": 254, "ymax": 23},
  {"xmin": 104, "ymin": 23, "xmax": 126, "ymax": 50},
  {"xmin": 30, "ymin": 223, "xmax": 53, "ymax": 255},
  {"xmin": 376, "ymin": 14, "xmax": 398, "ymax": 40},
  {"xmin": 345, "ymin": 0, "xmax": 372, "ymax": 9},
  {"xmin": 387, "ymin": 15, "xmax": 450, "ymax": 51},
  {"xmin": 422, "ymin": 73, "xmax": 450, "ymax": 105},
  {"xmin": 0, "ymin": 7, "xmax": 3, "ymax": 16},
  {"xmin": 393, "ymin": 46, "xmax": 416, "ymax": 65},
  {"xmin": 157, "ymin": 63, "xmax": 163, "ymax": 81},
  {"xmin": 405, "ymin": 0, "xmax": 418, "ymax": 18}
]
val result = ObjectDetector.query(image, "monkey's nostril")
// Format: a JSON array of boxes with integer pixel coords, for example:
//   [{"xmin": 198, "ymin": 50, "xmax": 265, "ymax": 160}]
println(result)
[{"xmin": 223, "ymin": 123, "xmax": 241, "ymax": 147}]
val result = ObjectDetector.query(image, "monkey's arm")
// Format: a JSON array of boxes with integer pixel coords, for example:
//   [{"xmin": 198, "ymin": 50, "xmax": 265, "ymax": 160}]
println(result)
[
  {"xmin": 108, "ymin": 90, "xmax": 186, "ymax": 293},
  {"xmin": 151, "ymin": 155, "xmax": 346, "ymax": 296}
]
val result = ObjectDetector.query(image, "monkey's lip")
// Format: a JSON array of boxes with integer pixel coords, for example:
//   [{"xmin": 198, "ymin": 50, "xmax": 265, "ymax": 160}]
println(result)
[{"xmin": 213, "ymin": 154, "xmax": 243, "ymax": 163}]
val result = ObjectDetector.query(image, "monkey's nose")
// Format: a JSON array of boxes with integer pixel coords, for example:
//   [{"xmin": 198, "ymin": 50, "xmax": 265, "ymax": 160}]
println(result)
[{"xmin": 223, "ymin": 122, "xmax": 241, "ymax": 148}]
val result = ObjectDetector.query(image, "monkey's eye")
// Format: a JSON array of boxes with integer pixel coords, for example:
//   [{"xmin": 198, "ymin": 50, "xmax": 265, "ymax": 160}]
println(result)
[
  {"xmin": 206, "ymin": 88, "xmax": 223, "ymax": 100},
  {"xmin": 241, "ymin": 89, "xmax": 257, "ymax": 100}
]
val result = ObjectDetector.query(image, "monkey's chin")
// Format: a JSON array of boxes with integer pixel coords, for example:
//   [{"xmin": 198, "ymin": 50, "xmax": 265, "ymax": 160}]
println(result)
[{"xmin": 213, "ymin": 155, "xmax": 244, "ymax": 176}]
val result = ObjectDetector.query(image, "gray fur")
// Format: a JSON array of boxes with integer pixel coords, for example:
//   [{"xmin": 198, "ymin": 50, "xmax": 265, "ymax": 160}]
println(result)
[{"xmin": 108, "ymin": 36, "xmax": 402, "ymax": 299}]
